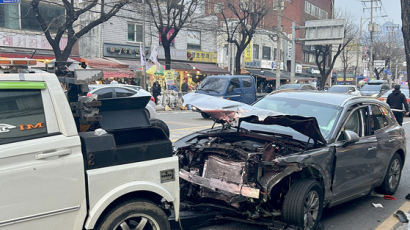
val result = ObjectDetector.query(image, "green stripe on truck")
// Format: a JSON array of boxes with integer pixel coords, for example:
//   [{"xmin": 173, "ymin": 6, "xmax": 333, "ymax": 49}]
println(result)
[{"xmin": 0, "ymin": 81, "xmax": 46, "ymax": 89}]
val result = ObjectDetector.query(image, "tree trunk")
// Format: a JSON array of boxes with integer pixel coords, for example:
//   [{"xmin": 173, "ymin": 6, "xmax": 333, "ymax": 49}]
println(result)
[
  {"xmin": 401, "ymin": 0, "xmax": 410, "ymax": 84},
  {"xmin": 54, "ymin": 44, "xmax": 75, "ymax": 76},
  {"xmin": 234, "ymin": 49, "xmax": 242, "ymax": 75},
  {"xmin": 163, "ymin": 43, "xmax": 171, "ymax": 70}
]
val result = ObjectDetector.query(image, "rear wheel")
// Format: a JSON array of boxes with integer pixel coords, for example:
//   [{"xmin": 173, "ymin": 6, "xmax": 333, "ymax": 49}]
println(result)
[
  {"xmin": 150, "ymin": 118, "xmax": 170, "ymax": 138},
  {"xmin": 377, "ymin": 153, "xmax": 402, "ymax": 195},
  {"xmin": 282, "ymin": 180, "xmax": 324, "ymax": 230},
  {"xmin": 96, "ymin": 200, "xmax": 170, "ymax": 230}
]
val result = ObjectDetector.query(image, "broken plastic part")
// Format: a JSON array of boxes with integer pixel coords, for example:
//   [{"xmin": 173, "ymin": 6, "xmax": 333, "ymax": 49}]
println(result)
[
  {"xmin": 394, "ymin": 210, "xmax": 409, "ymax": 223},
  {"xmin": 372, "ymin": 203, "xmax": 384, "ymax": 208}
]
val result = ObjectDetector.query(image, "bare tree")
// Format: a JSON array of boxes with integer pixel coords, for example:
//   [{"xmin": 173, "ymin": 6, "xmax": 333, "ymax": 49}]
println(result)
[
  {"xmin": 30, "ymin": 0, "xmax": 129, "ymax": 74},
  {"xmin": 218, "ymin": 0, "xmax": 267, "ymax": 74},
  {"xmin": 145, "ymin": 0, "xmax": 201, "ymax": 70},
  {"xmin": 401, "ymin": 0, "xmax": 410, "ymax": 84},
  {"xmin": 337, "ymin": 12, "xmax": 358, "ymax": 83}
]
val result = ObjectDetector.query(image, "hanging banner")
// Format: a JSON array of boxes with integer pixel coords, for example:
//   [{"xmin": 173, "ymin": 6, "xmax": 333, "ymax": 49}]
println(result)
[
  {"xmin": 244, "ymin": 39, "xmax": 253, "ymax": 63},
  {"xmin": 164, "ymin": 70, "xmax": 175, "ymax": 85}
]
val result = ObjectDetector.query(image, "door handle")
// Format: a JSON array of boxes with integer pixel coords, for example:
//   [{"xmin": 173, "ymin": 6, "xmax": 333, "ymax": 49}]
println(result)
[
  {"xmin": 36, "ymin": 149, "xmax": 72, "ymax": 160},
  {"xmin": 368, "ymin": 146, "xmax": 377, "ymax": 151},
  {"xmin": 388, "ymin": 138, "xmax": 396, "ymax": 143}
]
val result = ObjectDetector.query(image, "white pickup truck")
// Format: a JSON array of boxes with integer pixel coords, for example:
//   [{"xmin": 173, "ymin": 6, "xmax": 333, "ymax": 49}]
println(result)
[{"xmin": 0, "ymin": 59, "xmax": 179, "ymax": 230}]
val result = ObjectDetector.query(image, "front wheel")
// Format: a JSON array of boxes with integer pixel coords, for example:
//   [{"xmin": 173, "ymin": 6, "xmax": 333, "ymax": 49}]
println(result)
[
  {"xmin": 96, "ymin": 200, "xmax": 171, "ymax": 230},
  {"xmin": 377, "ymin": 153, "xmax": 402, "ymax": 195},
  {"xmin": 282, "ymin": 180, "xmax": 324, "ymax": 230}
]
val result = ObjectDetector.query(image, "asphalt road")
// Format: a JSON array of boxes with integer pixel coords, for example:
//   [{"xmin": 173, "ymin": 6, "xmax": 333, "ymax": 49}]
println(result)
[{"xmin": 157, "ymin": 111, "xmax": 410, "ymax": 230}]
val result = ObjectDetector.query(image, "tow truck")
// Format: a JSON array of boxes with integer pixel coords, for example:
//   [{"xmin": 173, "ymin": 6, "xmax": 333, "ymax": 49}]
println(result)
[{"xmin": 0, "ymin": 59, "xmax": 179, "ymax": 230}]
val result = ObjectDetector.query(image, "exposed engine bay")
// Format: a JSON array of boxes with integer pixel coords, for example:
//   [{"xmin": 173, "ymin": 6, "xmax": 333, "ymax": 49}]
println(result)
[{"xmin": 176, "ymin": 128, "xmax": 311, "ymax": 219}]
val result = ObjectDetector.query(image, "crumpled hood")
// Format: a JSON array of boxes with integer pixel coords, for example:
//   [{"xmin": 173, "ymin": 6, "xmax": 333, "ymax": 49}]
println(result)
[{"xmin": 183, "ymin": 93, "xmax": 327, "ymax": 144}]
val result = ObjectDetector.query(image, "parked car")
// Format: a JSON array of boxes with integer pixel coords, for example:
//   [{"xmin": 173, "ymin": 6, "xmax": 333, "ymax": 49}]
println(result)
[
  {"xmin": 88, "ymin": 84, "xmax": 156, "ymax": 119},
  {"xmin": 359, "ymin": 83, "xmax": 390, "ymax": 97},
  {"xmin": 328, "ymin": 85, "xmax": 361, "ymax": 96},
  {"xmin": 278, "ymin": 83, "xmax": 317, "ymax": 90},
  {"xmin": 196, "ymin": 75, "xmax": 257, "ymax": 104},
  {"xmin": 178, "ymin": 91, "xmax": 405, "ymax": 230}
]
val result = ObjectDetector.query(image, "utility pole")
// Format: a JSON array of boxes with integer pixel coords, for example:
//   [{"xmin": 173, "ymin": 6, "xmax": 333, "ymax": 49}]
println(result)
[
  {"xmin": 142, "ymin": 0, "xmax": 147, "ymax": 90},
  {"xmin": 290, "ymin": 22, "xmax": 296, "ymax": 83},
  {"xmin": 275, "ymin": 0, "xmax": 283, "ymax": 89},
  {"xmin": 369, "ymin": 0, "xmax": 374, "ymax": 79},
  {"xmin": 355, "ymin": 17, "xmax": 363, "ymax": 83}
]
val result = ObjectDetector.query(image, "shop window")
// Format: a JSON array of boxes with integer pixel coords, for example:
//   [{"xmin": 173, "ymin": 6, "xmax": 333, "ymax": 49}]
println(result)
[
  {"xmin": 128, "ymin": 23, "xmax": 143, "ymax": 42},
  {"xmin": 20, "ymin": 1, "xmax": 65, "ymax": 32},
  {"xmin": 273, "ymin": 48, "xmax": 277, "ymax": 60},
  {"xmin": 253, "ymin": 44, "xmax": 259, "ymax": 60},
  {"xmin": 304, "ymin": 1, "xmax": 311, "ymax": 14},
  {"xmin": 0, "ymin": 4, "xmax": 19, "ymax": 29},
  {"xmin": 0, "ymin": 90, "xmax": 47, "ymax": 145},
  {"xmin": 262, "ymin": 46, "xmax": 271, "ymax": 60},
  {"xmin": 187, "ymin": 31, "xmax": 201, "ymax": 50}
]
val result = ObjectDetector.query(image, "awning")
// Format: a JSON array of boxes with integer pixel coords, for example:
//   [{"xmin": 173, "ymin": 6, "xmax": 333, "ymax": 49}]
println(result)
[
  {"xmin": 85, "ymin": 58, "xmax": 135, "ymax": 78},
  {"xmin": 108, "ymin": 58, "xmax": 141, "ymax": 70},
  {"xmin": 246, "ymin": 69, "xmax": 290, "ymax": 80},
  {"xmin": 160, "ymin": 61, "xmax": 193, "ymax": 71},
  {"xmin": 189, "ymin": 63, "xmax": 229, "ymax": 74},
  {"xmin": 0, "ymin": 53, "xmax": 83, "ymax": 62}
]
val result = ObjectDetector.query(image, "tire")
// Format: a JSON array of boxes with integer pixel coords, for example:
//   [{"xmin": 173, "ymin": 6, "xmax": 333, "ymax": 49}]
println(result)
[
  {"xmin": 96, "ymin": 199, "xmax": 170, "ymax": 230},
  {"xmin": 377, "ymin": 153, "xmax": 402, "ymax": 195},
  {"xmin": 201, "ymin": 112, "xmax": 210, "ymax": 119},
  {"xmin": 282, "ymin": 180, "xmax": 324, "ymax": 230},
  {"xmin": 150, "ymin": 118, "xmax": 170, "ymax": 138}
]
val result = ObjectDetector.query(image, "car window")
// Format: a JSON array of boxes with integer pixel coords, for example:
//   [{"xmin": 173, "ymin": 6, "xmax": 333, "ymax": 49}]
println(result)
[
  {"xmin": 369, "ymin": 105, "xmax": 389, "ymax": 132},
  {"xmin": 339, "ymin": 109, "xmax": 362, "ymax": 141},
  {"xmin": 227, "ymin": 78, "xmax": 240, "ymax": 93},
  {"xmin": 95, "ymin": 88, "xmax": 113, "ymax": 99},
  {"xmin": 0, "ymin": 90, "xmax": 48, "ymax": 145},
  {"xmin": 115, "ymin": 88, "xmax": 135, "ymax": 98},
  {"xmin": 243, "ymin": 78, "xmax": 252, "ymax": 88}
]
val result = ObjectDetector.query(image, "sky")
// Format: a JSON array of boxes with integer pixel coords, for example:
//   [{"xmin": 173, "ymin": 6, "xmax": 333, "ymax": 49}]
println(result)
[{"xmin": 335, "ymin": 0, "xmax": 402, "ymax": 26}]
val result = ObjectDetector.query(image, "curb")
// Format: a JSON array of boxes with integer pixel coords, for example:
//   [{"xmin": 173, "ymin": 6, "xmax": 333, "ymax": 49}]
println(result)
[{"xmin": 376, "ymin": 201, "xmax": 410, "ymax": 230}]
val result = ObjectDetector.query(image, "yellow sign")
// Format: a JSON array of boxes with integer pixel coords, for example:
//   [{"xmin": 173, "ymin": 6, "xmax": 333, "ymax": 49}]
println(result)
[
  {"xmin": 164, "ymin": 70, "xmax": 175, "ymax": 85},
  {"xmin": 244, "ymin": 39, "xmax": 253, "ymax": 63},
  {"xmin": 187, "ymin": 50, "xmax": 217, "ymax": 63},
  {"xmin": 337, "ymin": 77, "xmax": 354, "ymax": 81}
]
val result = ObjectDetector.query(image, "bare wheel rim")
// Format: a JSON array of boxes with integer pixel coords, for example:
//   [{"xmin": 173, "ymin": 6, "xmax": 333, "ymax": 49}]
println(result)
[
  {"xmin": 388, "ymin": 158, "xmax": 401, "ymax": 190},
  {"xmin": 113, "ymin": 213, "xmax": 160, "ymax": 230},
  {"xmin": 304, "ymin": 190, "xmax": 320, "ymax": 230}
]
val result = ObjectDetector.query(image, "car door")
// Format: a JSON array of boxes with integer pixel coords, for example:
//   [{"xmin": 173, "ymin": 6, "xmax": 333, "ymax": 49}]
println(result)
[
  {"xmin": 240, "ymin": 77, "xmax": 255, "ymax": 104},
  {"xmin": 0, "ymin": 85, "xmax": 86, "ymax": 229},
  {"xmin": 226, "ymin": 78, "xmax": 242, "ymax": 102},
  {"xmin": 333, "ymin": 106, "xmax": 378, "ymax": 200}
]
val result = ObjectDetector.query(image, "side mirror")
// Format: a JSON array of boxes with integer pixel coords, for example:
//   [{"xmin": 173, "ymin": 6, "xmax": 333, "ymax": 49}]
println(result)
[{"xmin": 344, "ymin": 130, "xmax": 360, "ymax": 145}]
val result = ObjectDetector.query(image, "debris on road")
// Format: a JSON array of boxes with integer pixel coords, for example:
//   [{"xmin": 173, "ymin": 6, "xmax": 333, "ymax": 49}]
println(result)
[
  {"xmin": 371, "ymin": 192, "xmax": 397, "ymax": 200},
  {"xmin": 406, "ymin": 193, "xmax": 410, "ymax": 200},
  {"xmin": 394, "ymin": 210, "xmax": 409, "ymax": 223},
  {"xmin": 372, "ymin": 203, "xmax": 384, "ymax": 208}
]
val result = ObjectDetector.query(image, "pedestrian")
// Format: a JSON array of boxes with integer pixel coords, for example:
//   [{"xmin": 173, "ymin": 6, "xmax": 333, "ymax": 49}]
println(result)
[
  {"xmin": 387, "ymin": 84, "xmax": 409, "ymax": 126},
  {"xmin": 181, "ymin": 80, "xmax": 189, "ymax": 93},
  {"xmin": 152, "ymin": 81, "xmax": 161, "ymax": 105}
]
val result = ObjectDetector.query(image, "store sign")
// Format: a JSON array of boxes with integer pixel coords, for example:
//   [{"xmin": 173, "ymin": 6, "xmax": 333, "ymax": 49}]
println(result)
[
  {"xmin": 261, "ymin": 60, "xmax": 275, "ymax": 69},
  {"xmin": 245, "ymin": 61, "xmax": 261, "ymax": 68},
  {"xmin": 374, "ymin": 60, "xmax": 385, "ymax": 69},
  {"xmin": 159, "ymin": 47, "xmax": 187, "ymax": 61},
  {"xmin": 187, "ymin": 31, "xmax": 201, "ymax": 45},
  {"xmin": 244, "ymin": 40, "xmax": 253, "ymax": 63},
  {"xmin": 164, "ymin": 70, "xmax": 175, "ymax": 85},
  {"xmin": 0, "ymin": 32, "xmax": 67, "ymax": 50},
  {"xmin": 187, "ymin": 50, "xmax": 217, "ymax": 63},
  {"xmin": 0, "ymin": 0, "xmax": 20, "ymax": 3},
  {"xmin": 104, "ymin": 43, "xmax": 149, "ymax": 59},
  {"xmin": 296, "ymin": 64, "xmax": 303, "ymax": 73}
]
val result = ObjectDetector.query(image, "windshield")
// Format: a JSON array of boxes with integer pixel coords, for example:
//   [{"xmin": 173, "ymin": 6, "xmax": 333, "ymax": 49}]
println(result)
[
  {"xmin": 252, "ymin": 96, "xmax": 341, "ymax": 138},
  {"xmin": 328, "ymin": 86, "xmax": 350, "ymax": 93},
  {"xmin": 360, "ymin": 84, "xmax": 381, "ymax": 91},
  {"xmin": 197, "ymin": 78, "xmax": 229, "ymax": 94},
  {"xmin": 279, "ymin": 84, "xmax": 301, "ymax": 89}
]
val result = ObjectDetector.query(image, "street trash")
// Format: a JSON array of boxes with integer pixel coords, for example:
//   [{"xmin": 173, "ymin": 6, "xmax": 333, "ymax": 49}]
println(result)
[
  {"xmin": 406, "ymin": 193, "xmax": 410, "ymax": 200},
  {"xmin": 371, "ymin": 192, "xmax": 397, "ymax": 200},
  {"xmin": 394, "ymin": 210, "xmax": 409, "ymax": 223},
  {"xmin": 94, "ymin": 128, "xmax": 107, "ymax": 136},
  {"xmin": 372, "ymin": 203, "xmax": 384, "ymax": 208}
]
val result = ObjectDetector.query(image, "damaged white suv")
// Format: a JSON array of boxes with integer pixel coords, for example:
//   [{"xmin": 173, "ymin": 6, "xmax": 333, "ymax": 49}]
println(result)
[{"xmin": 176, "ymin": 91, "xmax": 406, "ymax": 230}]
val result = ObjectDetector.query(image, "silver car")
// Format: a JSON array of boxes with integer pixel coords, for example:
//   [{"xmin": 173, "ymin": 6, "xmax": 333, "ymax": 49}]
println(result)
[
  {"xmin": 328, "ymin": 85, "xmax": 361, "ymax": 96},
  {"xmin": 87, "ymin": 84, "xmax": 157, "ymax": 119}
]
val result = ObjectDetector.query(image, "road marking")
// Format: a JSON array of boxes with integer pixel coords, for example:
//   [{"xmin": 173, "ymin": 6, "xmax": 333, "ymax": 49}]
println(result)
[{"xmin": 375, "ymin": 201, "xmax": 410, "ymax": 230}]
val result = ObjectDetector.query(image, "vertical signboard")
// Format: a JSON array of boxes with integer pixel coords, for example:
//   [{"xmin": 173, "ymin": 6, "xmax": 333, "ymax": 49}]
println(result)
[{"xmin": 244, "ymin": 40, "xmax": 253, "ymax": 63}]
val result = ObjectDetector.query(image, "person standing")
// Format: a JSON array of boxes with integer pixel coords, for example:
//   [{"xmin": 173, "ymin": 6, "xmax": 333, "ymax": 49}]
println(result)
[
  {"xmin": 387, "ymin": 84, "xmax": 409, "ymax": 125},
  {"xmin": 152, "ymin": 81, "xmax": 161, "ymax": 105}
]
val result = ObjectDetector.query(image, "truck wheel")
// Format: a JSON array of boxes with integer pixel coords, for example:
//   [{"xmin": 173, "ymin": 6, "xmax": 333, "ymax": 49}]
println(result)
[
  {"xmin": 150, "ymin": 119, "xmax": 170, "ymax": 138},
  {"xmin": 377, "ymin": 153, "xmax": 402, "ymax": 195},
  {"xmin": 97, "ymin": 200, "xmax": 170, "ymax": 230},
  {"xmin": 282, "ymin": 180, "xmax": 324, "ymax": 230},
  {"xmin": 201, "ymin": 112, "xmax": 210, "ymax": 119}
]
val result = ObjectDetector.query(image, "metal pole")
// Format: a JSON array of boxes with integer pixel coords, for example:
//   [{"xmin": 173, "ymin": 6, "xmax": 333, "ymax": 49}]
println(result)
[
  {"xmin": 369, "ymin": 0, "xmax": 374, "ymax": 79},
  {"xmin": 275, "ymin": 0, "xmax": 282, "ymax": 89},
  {"xmin": 355, "ymin": 17, "xmax": 362, "ymax": 84},
  {"xmin": 290, "ymin": 21, "xmax": 296, "ymax": 82},
  {"xmin": 142, "ymin": 0, "xmax": 147, "ymax": 90}
]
